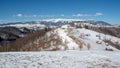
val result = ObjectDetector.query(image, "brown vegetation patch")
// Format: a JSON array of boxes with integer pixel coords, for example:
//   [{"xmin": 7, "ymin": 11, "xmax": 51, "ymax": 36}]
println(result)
[
  {"xmin": 69, "ymin": 35, "xmax": 83, "ymax": 50},
  {"xmin": 91, "ymin": 27, "xmax": 120, "ymax": 38},
  {"xmin": 104, "ymin": 39, "xmax": 120, "ymax": 50},
  {"xmin": 0, "ymin": 28, "xmax": 64, "ymax": 52}
]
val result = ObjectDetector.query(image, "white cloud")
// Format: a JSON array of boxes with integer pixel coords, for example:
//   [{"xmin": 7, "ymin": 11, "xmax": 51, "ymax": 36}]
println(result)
[
  {"xmin": 73, "ymin": 14, "xmax": 91, "ymax": 17},
  {"xmin": 73, "ymin": 13, "xmax": 103, "ymax": 17},
  {"xmin": 15, "ymin": 14, "xmax": 37, "ymax": 17},
  {"xmin": 33, "ymin": 15, "xmax": 37, "ymax": 17},
  {"xmin": 61, "ymin": 14, "xmax": 65, "ymax": 16},
  {"xmin": 16, "ymin": 14, "xmax": 23, "ymax": 17},
  {"xmin": 13, "ymin": 14, "xmax": 55, "ymax": 18},
  {"xmin": 95, "ymin": 13, "xmax": 103, "ymax": 16}
]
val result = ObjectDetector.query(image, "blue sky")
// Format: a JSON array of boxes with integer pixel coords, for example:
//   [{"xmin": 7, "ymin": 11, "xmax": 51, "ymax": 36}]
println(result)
[{"xmin": 0, "ymin": 0, "xmax": 120, "ymax": 24}]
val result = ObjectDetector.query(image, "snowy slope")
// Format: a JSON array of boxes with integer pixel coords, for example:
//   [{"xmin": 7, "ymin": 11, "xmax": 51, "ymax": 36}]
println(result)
[
  {"xmin": 49, "ymin": 25, "xmax": 120, "ymax": 51},
  {"xmin": 0, "ymin": 51, "xmax": 120, "ymax": 68},
  {"xmin": 56, "ymin": 27, "xmax": 79, "ymax": 50},
  {"xmin": 71, "ymin": 28, "xmax": 120, "ymax": 51}
]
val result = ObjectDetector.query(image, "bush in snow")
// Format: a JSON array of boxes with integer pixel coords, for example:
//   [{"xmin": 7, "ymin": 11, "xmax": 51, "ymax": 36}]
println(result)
[
  {"xmin": 104, "ymin": 39, "xmax": 120, "ymax": 50},
  {"xmin": 79, "ymin": 43, "xmax": 83, "ymax": 50},
  {"xmin": 84, "ymin": 25, "xmax": 89, "ymax": 29},
  {"xmin": 105, "ymin": 43, "xmax": 109, "ymax": 46},
  {"xmin": 79, "ymin": 33, "xmax": 85, "ymax": 39},
  {"xmin": 69, "ymin": 35, "xmax": 83, "ymax": 50},
  {"xmin": 96, "ymin": 41, "xmax": 102, "ymax": 44},
  {"xmin": 50, "ymin": 46, "xmax": 60, "ymax": 51},
  {"xmin": 87, "ymin": 43, "xmax": 91, "ymax": 50},
  {"xmin": 85, "ymin": 34, "xmax": 90, "ymax": 36},
  {"xmin": 105, "ymin": 48, "xmax": 113, "ymax": 51},
  {"xmin": 62, "ymin": 40, "xmax": 68, "ymax": 50},
  {"xmin": 96, "ymin": 34, "xmax": 101, "ymax": 40}
]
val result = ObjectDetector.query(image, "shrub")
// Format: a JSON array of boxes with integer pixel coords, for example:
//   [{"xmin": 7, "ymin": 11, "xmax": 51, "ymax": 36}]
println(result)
[
  {"xmin": 69, "ymin": 35, "xmax": 83, "ymax": 50},
  {"xmin": 104, "ymin": 39, "xmax": 120, "ymax": 50},
  {"xmin": 79, "ymin": 33, "xmax": 85, "ymax": 39},
  {"xmin": 62, "ymin": 40, "xmax": 68, "ymax": 50},
  {"xmin": 84, "ymin": 25, "xmax": 89, "ymax": 29},
  {"xmin": 87, "ymin": 43, "xmax": 91, "ymax": 50},
  {"xmin": 105, "ymin": 48, "xmax": 113, "ymax": 51},
  {"xmin": 50, "ymin": 47, "xmax": 60, "ymax": 51},
  {"xmin": 96, "ymin": 41, "xmax": 102, "ymax": 44}
]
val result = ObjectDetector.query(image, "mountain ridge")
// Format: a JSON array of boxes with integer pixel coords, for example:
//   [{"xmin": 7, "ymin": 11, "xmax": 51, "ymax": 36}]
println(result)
[{"xmin": 0, "ymin": 19, "xmax": 112, "ymax": 27}]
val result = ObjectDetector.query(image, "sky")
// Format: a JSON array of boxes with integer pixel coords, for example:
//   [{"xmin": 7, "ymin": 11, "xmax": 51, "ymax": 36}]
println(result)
[{"xmin": 0, "ymin": 0, "xmax": 120, "ymax": 24}]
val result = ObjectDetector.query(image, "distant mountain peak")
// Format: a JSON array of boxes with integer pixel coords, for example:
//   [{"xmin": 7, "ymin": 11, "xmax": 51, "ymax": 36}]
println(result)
[
  {"xmin": 42, "ymin": 18, "xmax": 85, "ymax": 23},
  {"xmin": 92, "ymin": 21, "xmax": 111, "ymax": 26}
]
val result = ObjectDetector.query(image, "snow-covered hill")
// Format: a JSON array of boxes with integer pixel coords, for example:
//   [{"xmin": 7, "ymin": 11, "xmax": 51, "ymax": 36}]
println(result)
[
  {"xmin": 70, "ymin": 27, "xmax": 120, "ymax": 51},
  {"xmin": 32, "ymin": 25, "xmax": 119, "ymax": 51},
  {"xmin": 1, "ymin": 24, "xmax": 119, "ymax": 51},
  {"xmin": 0, "ymin": 24, "xmax": 120, "ymax": 68}
]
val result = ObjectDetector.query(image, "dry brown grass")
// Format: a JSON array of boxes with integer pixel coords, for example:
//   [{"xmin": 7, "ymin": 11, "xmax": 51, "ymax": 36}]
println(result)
[
  {"xmin": 62, "ymin": 40, "xmax": 68, "ymax": 50},
  {"xmin": 30, "ymin": 30, "xmax": 63, "ymax": 51},
  {"xmin": 87, "ymin": 43, "xmax": 91, "ymax": 50},
  {"xmin": 50, "ymin": 46, "xmax": 60, "ymax": 51},
  {"xmin": 104, "ymin": 39, "xmax": 120, "ymax": 50},
  {"xmin": 69, "ymin": 35, "xmax": 83, "ymax": 50},
  {"xmin": 91, "ymin": 27, "xmax": 120, "ymax": 38},
  {"xmin": 0, "ymin": 28, "xmax": 53, "ymax": 52},
  {"xmin": 67, "ymin": 27, "xmax": 72, "ymax": 33}
]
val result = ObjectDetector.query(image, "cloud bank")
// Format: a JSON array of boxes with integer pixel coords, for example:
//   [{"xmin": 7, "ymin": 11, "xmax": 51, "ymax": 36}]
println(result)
[
  {"xmin": 13, "ymin": 12, "xmax": 103, "ymax": 18},
  {"xmin": 73, "ymin": 12, "xmax": 103, "ymax": 17}
]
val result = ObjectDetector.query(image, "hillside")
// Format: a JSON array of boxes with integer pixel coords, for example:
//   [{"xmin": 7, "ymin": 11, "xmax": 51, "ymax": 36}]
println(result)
[
  {"xmin": 0, "ymin": 21, "xmax": 120, "ymax": 68},
  {"xmin": 0, "ymin": 23, "xmax": 120, "ymax": 51}
]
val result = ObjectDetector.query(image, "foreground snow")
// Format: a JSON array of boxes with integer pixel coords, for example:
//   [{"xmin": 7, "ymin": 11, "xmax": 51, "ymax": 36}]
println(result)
[{"xmin": 0, "ymin": 51, "xmax": 120, "ymax": 68}]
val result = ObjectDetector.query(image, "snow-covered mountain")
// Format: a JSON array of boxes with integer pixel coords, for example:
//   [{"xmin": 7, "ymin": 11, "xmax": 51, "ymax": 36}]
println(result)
[
  {"xmin": 0, "ymin": 19, "xmax": 112, "ymax": 29},
  {"xmin": 0, "ymin": 19, "xmax": 120, "ymax": 68},
  {"xmin": 42, "ymin": 18, "xmax": 85, "ymax": 23},
  {"xmin": 92, "ymin": 21, "xmax": 112, "ymax": 26}
]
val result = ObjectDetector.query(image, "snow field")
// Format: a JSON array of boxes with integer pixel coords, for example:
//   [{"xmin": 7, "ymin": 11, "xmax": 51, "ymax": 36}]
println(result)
[{"xmin": 0, "ymin": 51, "xmax": 120, "ymax": 68}]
